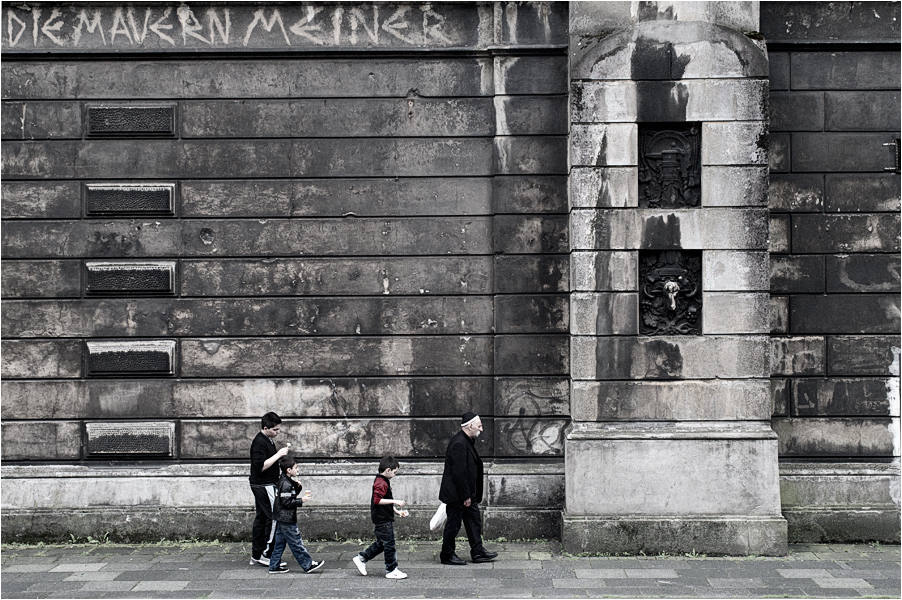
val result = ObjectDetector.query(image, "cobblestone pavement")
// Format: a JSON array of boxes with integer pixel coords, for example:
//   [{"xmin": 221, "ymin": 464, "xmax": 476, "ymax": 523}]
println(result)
[{"xmin": 2, "ymin": 541, "xmax": 899, "ymax": 599}]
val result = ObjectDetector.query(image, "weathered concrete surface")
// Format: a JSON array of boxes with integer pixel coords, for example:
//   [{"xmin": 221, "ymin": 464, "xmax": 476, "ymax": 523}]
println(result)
[
  {"xmin": 0, "ymin": 101, "xmax": 82, "ymax": 139},
  {"xmin": 0, "ymin": 260, "xmax": 82, "ymax": 298},
  {"xmin": 1, "ymin": 340, "xmax": 82, "ymax": 378},
  {"xmin": 791, "ymin": 379, "xmax": 898, "ymax": 416},
  {"xmin": 827, "ymin": 335, "xmax": 901, "ymax": 376},
  {"xmin": 702, "ymin": 292, "xmax": 770, "ymax": 334},
  {"xmin": 770, "ymin": 336, "xmax": 826, "ymax": 376},
  {"xmin": 762, "ymin": 1, "xmax": 901, "ymax": 43},
  {"xmin": 790, "ymin": 294, "xmax": 900, "ymax": 334},
  {"xmin": 570, "ymin": 251, "xmax": 637, "ymax": 292},
  {"xmin": 0, "ymin": 181, "xmax": 81, "ymax": 219},
  {"xmin": 703, "ymin": 251, "xmax": 769, "ymax": 291},
  {"xmin": 772, "ymin": 418, "xmax": 897, "ymax": 458},
  {"xmin": 570, "ymin": 167, "xmax": 638, "ymax": 208},
  {"xmin": 702, "ymin": 166, "xmax": 769, "ymax": 207},
  {"xmin": 570, "ymin": 292, "xmax": 638, "ymax": 335}
]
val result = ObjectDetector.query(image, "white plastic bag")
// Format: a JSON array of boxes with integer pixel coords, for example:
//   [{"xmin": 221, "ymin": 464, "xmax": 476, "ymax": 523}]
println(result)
[{"xmin": 429, "ymin": 502, "xmax": 447, "ymax": 531}]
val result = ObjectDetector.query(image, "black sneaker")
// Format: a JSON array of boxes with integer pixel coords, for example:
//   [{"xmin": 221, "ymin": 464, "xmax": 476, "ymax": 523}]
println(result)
[
  {"xmin": 304, "ymin": 560, "xmax": 325, "ymax": 573},
  {"xmin": 268, "ymin": 566, "xmax": 290, "ymax": 574}
]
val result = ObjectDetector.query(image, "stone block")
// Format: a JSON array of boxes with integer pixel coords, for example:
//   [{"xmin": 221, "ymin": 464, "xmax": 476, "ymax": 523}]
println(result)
[
  {"xmin": 701, "ymin": 166, "xmax": 768, "ymax": 207},
  {"xmin": 182, "ymin": 178, "xmax": 492, "ymax": 217},
  {"xmin": 772, "ymin": 379, "xmax": 790, "ymax": 417},
  {"xmin": 85, "ymin": 183, "xmax": 176, "ymax": 216},
  {"xmin": 769, "ymin": 52, "xmax": 789, "ymax": 91},
  {"xmin": 86, "ymin": 104, "xmax": 176, "ymax": 137},
  {"xmin": 793, "ymin": 133, "xmax": 899, "ymax": 172},
  {"xmin": 570, "ymin": 292, "xmax": 638, "ymax": 335},
  {"xmin": 571, "ymin": 335, "xmax": 769, "ymax": 380},
  {"xmin": 2, "ymin": 59, "xmax": 493, "ymax": 100},
  {"xmin": 494, "ymin": 255, "xmax": 568, "ymax": 293},
  {"xmin": 180, "ymin": 336, "xmax": 492, "ymax": 377},
  {"xmin": 494, "ymin": 377, "xmax": 570, "ymax": 417},
  {"xmin": 826, "ymin": 91, "xmax": 901, "ymax": 132},
  {"xmin": 571, "ymin": 379, "xmax": 771, "ymax": 421},
  {"xmin": 1, "ymin": 101, "xmax": 82, "ymax": 139},
  {"xmin": 571, "ymin": 81, "xmax": 636, "ymax": 123},
  {"xmin": 771, "ymin": 296, "xmax": 789, "ymax": 334},
  {"xmin": 182, "ymin": 257, "xmax": 493, "ymax": 296},
  {"xmin": 494, "ymin": 418, "xmax": 567, "ymax": 456},
  {"xmin": 494, "ymin": 136, "xmax": 569, "ymax": 176},
  {"xmin": 565, "ymin": 425, "xmax": 782, "ymax": 516},
  {"xmin": 494, "ymin": 55, "xmax": 568, "ymax": 95},
  {"xmin": 86, "ymin": 422, "xmax": 175, "ymax": 456},
  {"xmin": 1, "ymin": 422, "xmax": 82, "ymax": 460},
  {"xmin": 570, "ymin": 251, "xmax": 637, "ymax": 292},
  {"xmin": 494, "ymin": 1, "xmax": 569, "ymax": 46},
  {"xmin": 570, "ymin": 167, "xmax": 638, "ymax": 208},
  {"xmin": 770, "ymin": 337, "xmax": 826, "ymax": 376},
  {"xmin": 769, "ymin": 133, "xmax": 790, "ymax": 172},
  {"xmin": 182, "ymin": 98, "xmax": 494, "ymax": 138},
  {"xmin": 0, "ymin": 379, "xmax": 176, "ymax": 420},
  {"xmin": 773, "ymin": 418, "xmax": 896, "ymax": 457},
  {"xmin": 826, "ymin": 254, "xmax": 901, "ymax": 293},
  {"xmin": 0, "ymin": 181, "xmax": 80, "ymax": 219},
  {"xmin": 769, "ymin": 174, "xmax": 824, "ymax": 212},
  {"xmin": 762, "ymin": 2, "xmax": 901, "ymax": 42},
  {"xmin": 493, "ymin": 176, "xmax": 568, "ymax": 214},
  {"xmin": 86, "ymin": 341, "xmax": 176, "ymax": 376},
  {"xmin": 562, "ymin": 514, "xmax": 787, "ymax": 556},
  {"xmin": 770, "ymin": 255, "xmax": 826, "ymax": 294},
  {"xmin": 488, "ymin": 472, "xmax": 565, "ymax": 508},
  {"xmin": 827, "ymin": 335, "xmax": 901, "ymax": 376},
  {"xmin": 494, "ymin": 334, "xmax": 569, "ymax": 376},
  {"xmin": 703, "ymin": 251, "xmax": 769, "ymax": 291},
  {"xmin": 570, "ymin": 208, "xmax": 769, "ymax": 251},
  {"xmin": 701, "ymin": 122, "xmax": 768, "ymax": 166},
  {"xmin": 791, "ymin": 52, "xmax": 901, "ymax": 90},
  {"xmin": 1, "ymin": 260, "xmax": 81, "ymax": 298},
  {"xmin": 493, "ymin": 215, "xmax": 568, "ymax": 254},
  {"xmin": 769, "ymin": 215, "xmax": 790, "ymax": 253},
  {"xmin": 495, "ymin": 96, "xmax": 568, "ymax": 135},
  {"xmin": 85, "ymin": 261, "xmax": 176, "ymax": 296},
  {"xmin": 790, "ymin": 294, "xmax": 901, "ymax": 334},
  {"xmin": 635, "ymin": 79, "xmax": 767, "ymax": 123},
  {"xmin": 1, "ymin": 219, "xmax": 185, "ymax": 259},
  {"xmin": 0, "ymin": 340, "xmax": 82, "ymax": 378},
  {"xmin": 792, "ymin": 214, "xmax": 901, "ymax": 253},
  {"xmin": 570, "ymin": 124, "xmax": 637, "ymax": 167},
  {"xmin": 702, "ymin": 292, "xmax": 770, "ymax": 334},
  {"xmin": 495, "ymin": 295, "xmax": 568, "ymax": 334},
  {"xmin": 769, "ymin": 92, "xmax": 824, "ymax": 132},
  {"xmin": 793, "ymin": 378, "xmax": 897, "ymax": 417},
  {"xmin": 825, "ymin": 174, "xmax": 901, "ymax": 213}
]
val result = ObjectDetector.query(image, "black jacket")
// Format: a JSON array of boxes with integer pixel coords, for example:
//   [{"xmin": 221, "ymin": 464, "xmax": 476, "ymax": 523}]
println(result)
[
  {"xmin": 273, "ymin": 474, "xmax": 305, "ymax": 524},
  {"xmin": 370, "ymin": 474, "xmax": 395, "ymax": 524},
  {"xmin": 249, "ymin": 431, "xmax": 278, "ymax": 485},
  {"xmin": 438, "ymin": 430, "xmax": 483, "ymax": 506}
]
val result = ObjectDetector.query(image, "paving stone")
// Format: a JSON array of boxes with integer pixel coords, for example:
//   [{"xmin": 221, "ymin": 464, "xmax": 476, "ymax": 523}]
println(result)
[
  {"xmin": 708, "ymin": 578, "xmax": 765, "ymax": 587},
  {"xmin": 49, "ymin": 562, "xmax": 108, "ymax": 572},
  {"xmin": 62, "ymin": 571, "xmax": 123, "ymax": 582},
  {"xmin": 77, "ymin": 581, "xmax": 137, "ymax": 592}
]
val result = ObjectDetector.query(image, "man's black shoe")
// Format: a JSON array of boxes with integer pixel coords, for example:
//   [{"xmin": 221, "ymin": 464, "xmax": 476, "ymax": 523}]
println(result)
[
  {"xmin": 471, "ymin": 551, "xmax": 498, "ymax": 563},
  {"xmin": 440, "ymin": 554, "xmax": 467, "ymax": 565}
]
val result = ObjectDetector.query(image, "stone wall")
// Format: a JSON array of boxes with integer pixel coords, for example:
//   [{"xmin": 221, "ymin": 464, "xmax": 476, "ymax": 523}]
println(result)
[
  {"xmin": 0, "ymin": 1, "xmax": 570, "ymax": 542},
  {"xmin": 762, "ymin": 1, "xmax": 901, "ymax": 543}
]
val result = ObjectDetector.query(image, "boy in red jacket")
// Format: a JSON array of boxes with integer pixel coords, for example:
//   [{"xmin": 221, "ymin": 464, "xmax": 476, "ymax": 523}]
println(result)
[{"xmin": 351, "ymin": 456, "xmax": 409, "ymax": 579}]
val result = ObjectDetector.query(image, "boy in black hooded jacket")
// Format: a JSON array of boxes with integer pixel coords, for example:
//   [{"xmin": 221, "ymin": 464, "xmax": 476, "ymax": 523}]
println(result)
[{"xmin": 267, "ymin": 456, "xmax": 325, "ymax": 574}]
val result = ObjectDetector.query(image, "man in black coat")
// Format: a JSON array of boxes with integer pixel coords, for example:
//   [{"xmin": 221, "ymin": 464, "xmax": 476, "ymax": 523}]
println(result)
[{"xmin": 438, "ymin": 412, "xmax": 499, "ymax": 565}]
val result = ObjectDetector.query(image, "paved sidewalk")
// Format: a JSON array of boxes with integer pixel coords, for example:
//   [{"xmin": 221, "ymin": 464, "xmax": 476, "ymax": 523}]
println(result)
[{"xmin": 2, "ymin": 541, "xmax": 899, "ymax": 599}]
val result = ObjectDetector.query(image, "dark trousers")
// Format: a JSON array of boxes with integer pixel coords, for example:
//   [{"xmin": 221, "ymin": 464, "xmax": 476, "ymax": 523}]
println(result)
[
  {"xmin": 440, "ymin": 502, "xmax": 485, "ymax": 560},
  {"xmin": 360, "ymin": 522, "xmax": 398, "ymax": 572},
  {"xmin": 250, "ymin": 484, "xmax": 276, "ymax": 559}
]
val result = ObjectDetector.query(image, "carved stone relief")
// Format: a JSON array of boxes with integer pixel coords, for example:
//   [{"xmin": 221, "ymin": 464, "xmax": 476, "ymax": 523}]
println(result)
[
  {"xmin": 639, "ymin": 250, "xmax": 702, "ymax": 336},
  {"xmin": 638, "ymin": 124, "xmax": 701, "ymax": 208}
]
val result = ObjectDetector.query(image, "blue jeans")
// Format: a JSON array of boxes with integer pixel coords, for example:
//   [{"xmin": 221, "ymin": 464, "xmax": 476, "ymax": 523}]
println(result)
[
  {"xmin": 269, "ymin": 521, "xmax": 313, "ymax": 571},
  {"xmin": 360, "ymin": 522, "xmax": 397, "ymax": 572}
]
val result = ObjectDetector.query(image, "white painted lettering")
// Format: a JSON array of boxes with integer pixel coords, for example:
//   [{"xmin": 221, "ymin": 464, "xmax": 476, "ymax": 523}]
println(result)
[
  {"xmin": 382, "ymin": 6, "xmax": 417, "ymax": 44},
  {"xmin": 31, "ymin": 8, "xmax": 41, "ymax": 46},
  {"xmin": 110, "ymin": 8, "xmax": 134, "ymax": 45},
  {"xmin": 149, "ymin": 8, "xmax": 176, "ymax": 46},
  {"xmin": 421, "ymin": 5, "xmax": 451, "ymax": 44},
  {"xmin": 348, "ymin": 5, "xmax": 379, "ymax": 45},
  {"xmin": 178, "ymin": 3, "xmax": 211, "ymax": 45},
  {"xmin": 331, "ymin": 6, "xmax": 343, "ymax": 46},
  {"xmin": 127, "ymin": 7, "xmax": 151, "ymax": 43},
  {"xmin": 245, "ymin": 8, "xmax": 291, "ymax": 46},
  {"xmin": 73, "ymin": 9, "xmax": 106, "ymax": 46},
  {"xmin": 6, "ymin": 9, "xmax": 27, "ymax": 47},
  {"xmin": 288, "ymin": 6, "xmax": 323, "ymax": 46},
  {"xmin": 207, "ymin": 8, "xmax": 231, "ymax": 44},
  {"xmin": 40, "ymin": 8, "xmax": 65, "ymax": 46}
]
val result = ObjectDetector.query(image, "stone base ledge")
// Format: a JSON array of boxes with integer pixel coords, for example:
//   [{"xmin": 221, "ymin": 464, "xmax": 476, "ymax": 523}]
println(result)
[
  {"xmin": 784, "ymin": 506, "xmax": 901, "ymax": 544},
  {"xmin": 561, "ymin": 514, "xmax": 788, "ymax": 556}
]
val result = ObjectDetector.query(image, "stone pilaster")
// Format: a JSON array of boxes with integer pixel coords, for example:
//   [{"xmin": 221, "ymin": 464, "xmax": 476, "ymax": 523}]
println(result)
[{"xmin": 564, "ymin": 1, "xmax": 788, "ymax": 555}]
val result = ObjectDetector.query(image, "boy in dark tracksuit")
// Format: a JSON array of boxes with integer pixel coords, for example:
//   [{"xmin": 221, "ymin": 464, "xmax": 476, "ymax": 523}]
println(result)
[
  {"xmin": 351, "ymin": 456, "xmax": 408, "ymax": 579},
  {"xmin": 268, "ymin": 456, "xmax": 325, "ymax": 574}
]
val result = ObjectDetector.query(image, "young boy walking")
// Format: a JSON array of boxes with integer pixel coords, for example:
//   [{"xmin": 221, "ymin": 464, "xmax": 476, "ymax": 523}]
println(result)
[
  {"xmin": 268, "ymin": 456, "xmax": 325, "ymax": 574},
  {"xmin": 352, "ymin": 456, "xmax": 408, "ymax": 579}
]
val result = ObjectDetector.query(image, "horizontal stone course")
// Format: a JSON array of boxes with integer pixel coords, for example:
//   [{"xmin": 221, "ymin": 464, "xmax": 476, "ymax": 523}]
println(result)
[
  {"xmin": 570, "ymin": 292, "xmax": 638, "ymax": 335},
  {"xmin": 827, "ymin": 335, "xmax": 901, "ymax": 376},
  {"xmin": 825, "ymin": 254, "xmax": 901, "ymax": 293},
  {"xmin": 493, "ymin": 215, "xmax": 569, "ymax": 254},
  {"xmin": 701, "ymin": 122, "xmax": 768, "ymax": 166},
  {"xmin": 792, "ymin": 378, "xmax": 897, "ymax": 417},
  {"xmin": 494, "ymin": 175, "xmax": 568, "ymax": 214},
  {"xmin": 570, "ymin": 251, "xmax": 637, "ymax": 292},
  {"xmin": 703, "ymin": 292, "xmax": 769, "ymax": 334},
  {"xmin": 761, "ymin": 2, "xmax": 901, "ymax": 42},
  {"xmin": 0, "ymin": 101, "xmax": 82, "ymax": 139},
  {"xmin": 494, "ymin": 136, "xmax": 569, "ymax": 175},
  {"xmin": 770, "ymin": 255, "xmax": 825, "ymax": 294},
  {"xmin": 495, "ymin": 295, "xmax": 568, "ymax": 334},
  {"xmin": 1, "ymin": 339, "xmax": 82, "ymax": 378},
  {"xmin": 825, "ymin": 91, "xmax": 901, "ymax": 132},
  {"xmin": 790, "ymin": 52, "xmax": 902, "ymax": 90},
  {"xmin": 770, "ymin": 337, "xmax": 825, "ymax": 377},
  {"xmin": 791, "ymin": 214, "xmax": 901, "ymax": 254},
  {"xmin": 1, "ymin": 260, "xmax": 81, "ymax": 298},
  {"xmin": 0, "ymin": 181, "xmax": 81, "ymax": 219},
  {"xmin": 791, "ymin": 133, "xmax": 899, "ymax": 172},
  {"xmin": 494, "ymin": 255, "xmax": 569, "ymax": 294},
  {"xmin": 0, "ymin": 421, "xmax": 82, "ymax": 459},
  {"xmin": 770, "ymin": 92, "xmax": 824, "ymax": 132},
  {"xmin": 790, "ymin": 295, "xmax": 901, "ymax": 334},
  {"xmin": 494, "ymin": 334, "xmax": 569, "ymax": 376},
  {"xmin": 702, "ymin": 166, "xmax": 768, "ymax": 207},
  {"xmin": 825, "ymin": 174, "xmax": 901, "ymax": 213},
  {"xmin": 772, "ymin": 418, "xmax": 896, "ymax": 457},
  {"xmin": 769, "ymin": 133, "xmax": 790, "ymax": 172},
  {"xmin": 769, "ymin": 174, "xmax": 824, "ymax": 213}
]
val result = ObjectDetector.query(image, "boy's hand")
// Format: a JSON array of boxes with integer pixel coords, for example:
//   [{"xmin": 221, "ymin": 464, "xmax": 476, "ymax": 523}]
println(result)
[
  {"xmin": 395, "ymin": 500, "xmax": 406, "ymax": 508},
  {"xmin": 302, "ymin": 491, "xmax": 311, "ymax": 502},
  {"xmin": 276, "ymin": 447, "xmax": 289, "ymax": 458}
]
